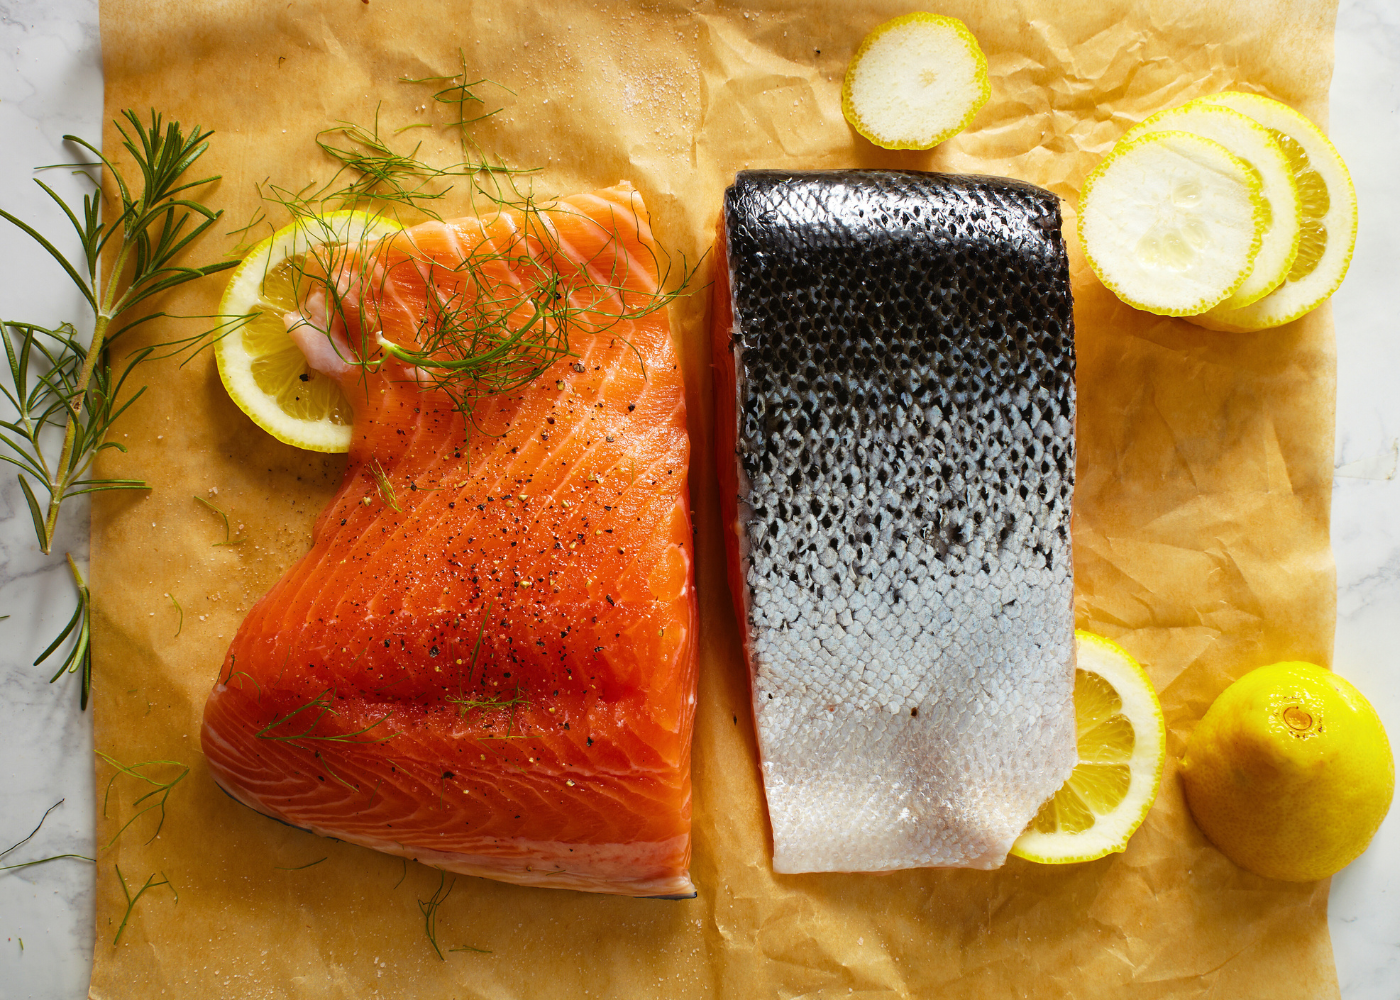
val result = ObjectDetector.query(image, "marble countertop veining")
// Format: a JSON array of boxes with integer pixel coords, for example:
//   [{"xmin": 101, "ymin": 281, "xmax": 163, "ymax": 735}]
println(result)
[{"xmin": 1, "ymin": 0, "xmax": 1396, "ymax": 996}]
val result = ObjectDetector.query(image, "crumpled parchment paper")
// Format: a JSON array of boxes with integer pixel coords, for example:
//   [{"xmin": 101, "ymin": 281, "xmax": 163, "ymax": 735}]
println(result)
[{"xmin": 89, "ymin": 0, "xmax": 1340, "ymax": 996}]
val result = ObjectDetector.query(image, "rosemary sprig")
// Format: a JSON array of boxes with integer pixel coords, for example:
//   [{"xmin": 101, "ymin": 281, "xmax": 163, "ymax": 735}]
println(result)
[
  {"xmin": 1, "ymin": 110, "xmax": 235, "ymax": 707},
  {"xmin": 112, "ymin": 865, "xmax": 174, "ymax": 945},
  {"xmin": 33, "ymin": 555, "xmax": 93, "ymax": 708},
  {"xmin": 96, "ymin": 751, "xmax": 190, "ymax": 848},
  {"xmin": 0, "ymin": 110, "xmax": 235, "ymax": 550}
]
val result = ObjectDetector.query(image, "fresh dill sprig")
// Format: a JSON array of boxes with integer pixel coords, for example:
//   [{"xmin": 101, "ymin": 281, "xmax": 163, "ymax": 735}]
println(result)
[
  {"xmin": 165, "ymin": 592, "xmax": 183, "ymax": 636},
  {"xmin": 254, "ymin": 689, "xmax": 395, "ymax": 750},
  {"xmin": 2, "ymin": 800, "xmax": 65, "ymax": 859},
  {"xmin": 273, "ymin": 857, "xmax": 327, "ymax": 871},
  {"xmin": 0, "ymin": 110, "xmax": 235, "ymax": 708},
  {"xmin": 96, "ymin": 752, "xmax": 190, "ymax": 848},
  {"xmin": 1, "ymin": 853, "xmax": 94, "ymax": 873},
  {"xmin": 112, "ymin": 865, "xmax": 173, "ymax": 945},
  {"xmin": 446, "ymin": 685, "xmax": 528, "ymax": 725},
  {"xmin": 418, "ymin": 871, "xmax": 454, "ymax": 960},
  {"xmin": 369, "ymin": 459, "xmax": 402, "ymax": 512},
  {"xmin": 0, "ymin": 798, "xmax": 96, "ymax": 873},
  {"xmin": 193, "ymin": 494, "xmax": 245, "ymax": 544}
]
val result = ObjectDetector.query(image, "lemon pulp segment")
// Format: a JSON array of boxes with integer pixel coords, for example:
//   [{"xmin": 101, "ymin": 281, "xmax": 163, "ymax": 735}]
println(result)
[
  {"xmin": 1011, "ymin": 631, "xmax": 1167, "ymax": 864},
  {"xmin": 842, "ymin": 13, "xmax": 990, "ymax": 151},
  {"xmin": 216, "ymin": 211, "xmax": 399, "ymax": 453}
]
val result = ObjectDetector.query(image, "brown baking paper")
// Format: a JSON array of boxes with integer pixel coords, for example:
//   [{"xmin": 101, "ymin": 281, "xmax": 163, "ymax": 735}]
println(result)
[{"xmin": 90, "ymin": 0, "xmax": 1341, "ymax": 996}]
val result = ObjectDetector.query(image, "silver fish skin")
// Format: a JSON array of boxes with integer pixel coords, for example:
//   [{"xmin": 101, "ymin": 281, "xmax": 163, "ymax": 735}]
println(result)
[{"xmin": 712, "ymin": 169, "xmax": 1077, "ymax": 873}]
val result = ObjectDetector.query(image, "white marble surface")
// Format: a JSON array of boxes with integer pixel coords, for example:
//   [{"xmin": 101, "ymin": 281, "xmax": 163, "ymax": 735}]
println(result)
[{"xmin": 0, "ymin": 1, "xmax": 1396, "ymax": 997}]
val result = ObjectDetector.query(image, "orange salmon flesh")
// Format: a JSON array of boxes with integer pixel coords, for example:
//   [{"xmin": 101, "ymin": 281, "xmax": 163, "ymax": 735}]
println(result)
[{"xmin": 200, "ymin": 185, "xmax": 699, "ymax": 896}]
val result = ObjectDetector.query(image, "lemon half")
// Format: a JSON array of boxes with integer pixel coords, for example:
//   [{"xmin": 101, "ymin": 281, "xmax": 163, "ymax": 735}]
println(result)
[
  {"xmin": 1011, "ymin": 631, "xmax": 1167, "ymax": 864},
  {"xmin": 1191, "ymin": 93, "xmax": 1358, "ymax": 332},
  {"xmin": 1079, "ymin": 130, "xmax": 1266, "ymax": 317},
  {"xmin": 216, "ymin": 210, "xmax": 400, "ymax": 453},
  {"xmin": 841, "ymin": 13, "xmax": 990, "ymax": 151},
  {"xmin": 1181, "ymin": 661, "xmax": 1393, "ymax": 882}
]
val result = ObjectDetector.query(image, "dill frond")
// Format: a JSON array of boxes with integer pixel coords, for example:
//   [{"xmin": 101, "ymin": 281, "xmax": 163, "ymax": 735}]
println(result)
[
  {"xmin": 112, "ymin": 866, "xmax": 174, "ymax": 945},
  {"xmin": 193, "ymin": 494, "xmax": 246, "ymax": 544},
  {"xmin": 96, "ymin": 752, "xmax": 190, "ymax": 848},
  {"xmin": 254, "ymin": 689, "xmax": 395, "ymax": 750},
  {"xmin": 370, "ymin": 459, "xmax": 402, "ymax": 512},
  {"xmin": 165, "ymin": 593, "xmax": 183, "ymax": 636},
  {"xmin": 418, "ymin": 871, "xmax": 454, "ymax": 960},
  {"xmin": 274, "ymin": 857, "xmax": 327, "ymax": 871}
]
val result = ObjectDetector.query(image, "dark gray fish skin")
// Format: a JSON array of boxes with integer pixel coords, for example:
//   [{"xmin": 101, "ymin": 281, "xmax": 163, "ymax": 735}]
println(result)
[{"xmin": 713, "ymin": 169, "xmax": 1077, "ymax": 873}]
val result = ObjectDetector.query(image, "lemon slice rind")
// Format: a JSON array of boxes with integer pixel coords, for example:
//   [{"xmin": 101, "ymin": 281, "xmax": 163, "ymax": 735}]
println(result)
[
  {"xmin": 217, "ymin": 210, "xmax": 400, "ymax": 453},
  {"xmin": 1079, "ymin": 131, "xmax": 1266, "ymax": 317},
  {"xmin": 841, "ymin": 13, "xmax": 990, "ymax": 151},
  {"xmin": 1189, "ymin": 92, "xmax": 1357, "ymax": 332},
  {"xmin": 1010, "ymin": 631, "xmax": 1167, "ymax": 865},
  {"xmin": 1123, "ymin": 102, "xmax": 1300, "ymax": 310}
]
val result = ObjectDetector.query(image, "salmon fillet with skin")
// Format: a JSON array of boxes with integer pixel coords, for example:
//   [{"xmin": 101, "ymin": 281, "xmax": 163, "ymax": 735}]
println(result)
[{"xmin": 200, "ymin": 184, "xmax": 699, "ymax": 897}]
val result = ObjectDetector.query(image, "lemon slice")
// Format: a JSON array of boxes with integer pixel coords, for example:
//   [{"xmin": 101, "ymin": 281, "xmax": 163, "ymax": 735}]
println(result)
[
  {"xmin": 1123, "ymin": 101, "xmax": 1300, "ymax": 309},
  {"xmin": 1189, "ymin": 92, "xmax": 1357, "ymax": 332},
  {"xmin": 1080, "ymin": 131, "xmax": 1265, "ymax": 317},
  {"xmin": 841, "ymin": 13, "xmax": 990, "ymax": 150},
  {"xmin": 217, "ymin": 210, "xmax": 399, "ymax": 452},
  {"xmin": 1011, "ymin": 631, "xmax": 1167, "ymax": 864}
]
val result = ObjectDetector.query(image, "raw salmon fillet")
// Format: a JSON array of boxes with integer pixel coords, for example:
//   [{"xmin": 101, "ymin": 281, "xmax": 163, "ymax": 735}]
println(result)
[
  {"xmin": 201, "ymin": 185, "xmax": 699, "ymax": 896},
  {"xmin": 713, "ymin": 170, "xmax": 1077, "ymax": 873}
]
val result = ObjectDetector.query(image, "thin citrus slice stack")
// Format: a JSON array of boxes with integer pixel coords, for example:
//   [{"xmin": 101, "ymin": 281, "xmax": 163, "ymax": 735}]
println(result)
[
  {"xmin": 1079, "ymin": 131, "xmax": 1265, "ymax": 316},
  {"xmin": 217, "ymin": 210, "xmax": 400, "ymax": 453},
  {"xmin": 1121, "ymin": 101, "xmax": 1300, "ymax": 310},
  {"xmin": 1011, "ymin": 631, "xmax": 1167, "ymax": 864},
  {"xmin": 1190, "ymin": 92, "xmax": 1357, "ymax": 332},
  {"xmin": 841, "ymin": 13, "xmax": 990, "ymax": 150}
]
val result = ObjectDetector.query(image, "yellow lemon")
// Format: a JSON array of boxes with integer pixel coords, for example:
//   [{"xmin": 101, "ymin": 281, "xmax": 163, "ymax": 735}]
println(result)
[
  {"xmin": 1189, "ymin": 93, "xmax": 1357, "ymax": 332},
  {"xmin": 841, "ymin": 13, "xmax": 990, "ymax": 151},
  {"xmin": 217, "ymin": 210, "xmax": 400, "ymax": 453},
  {"xmin": 1079, "ymin": 130, "xmax": 1265, "ymax": 317},
  {"xmin": 1181, "ymin": 661, "xmax": 1394, "ymax": 882},
  {"xmin": 1011, "ymin": 631, "xmax": 1167, "ymax": 864}
]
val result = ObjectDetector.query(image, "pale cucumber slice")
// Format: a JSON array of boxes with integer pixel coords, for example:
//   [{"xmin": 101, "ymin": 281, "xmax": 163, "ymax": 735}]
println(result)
[
  {"xmin": 1079, "ymin": 131, "xmax": 1265, "ymax": 317},
  {"xmin": 1189, "ymin": 92, "xmax": 1357, "ymax": 332},
  {"xmin": 1124, "ymin": 102, "xmax": 1299, "ymax": 309}
]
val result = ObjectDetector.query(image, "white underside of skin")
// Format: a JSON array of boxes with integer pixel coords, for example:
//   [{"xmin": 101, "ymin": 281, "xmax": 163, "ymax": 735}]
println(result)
[
  {"xmin": 1082, "ymin": 132, "xmax": 1259, "ymax": 314},
  {"xmin": 1198, "ymin": 93, "xmax": 1357, "ymax": 329},
  {"xmin": 1126, "ymin": 105, "xmax": 1300, "ymax": 309},
  {"xmin": 750, "ymin": 550, "xmax": 1077, "ymax": 873},
  {"xmin": 849, "ymin": 22, "xmax": 980, "ymax": 146},
  {"xmin": 1010, "ymin": 640, "xmax": 1165, "ymax": 861}
]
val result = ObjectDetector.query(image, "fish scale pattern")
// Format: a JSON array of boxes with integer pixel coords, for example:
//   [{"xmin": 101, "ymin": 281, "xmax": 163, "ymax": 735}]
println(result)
[{"xmin": 720, "ymin": 170, "xmax": 1077, "ymax": 872}]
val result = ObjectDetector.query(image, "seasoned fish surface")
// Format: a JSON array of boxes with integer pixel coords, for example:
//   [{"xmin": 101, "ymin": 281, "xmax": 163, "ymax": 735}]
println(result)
[
  {"xmin": 713, "ymin": 170, "xmax": 1077, "ymax": 872},
  {"xmin": 202, "ymin": 186, "xmax": 699, "ymax": 897}
]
